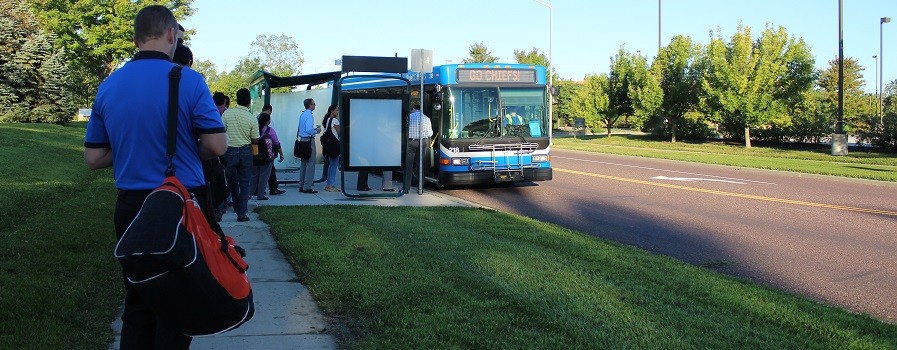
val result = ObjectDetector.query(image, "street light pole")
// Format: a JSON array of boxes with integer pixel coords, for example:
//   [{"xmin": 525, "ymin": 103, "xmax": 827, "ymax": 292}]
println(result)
[
  {"xmin": 874, "ymin": 55, "xmax": 879, "ymax": 120},
  {"xmin": 832, "ymin": 0, "xmax": 847, "ymax": 155},
  {"xmin": 534, "ymin": 0, "xmax": 553, "ymax": 131},
  {"xmin": 881, "ymin": 17, "xmax": 891, "ymax": 125}
]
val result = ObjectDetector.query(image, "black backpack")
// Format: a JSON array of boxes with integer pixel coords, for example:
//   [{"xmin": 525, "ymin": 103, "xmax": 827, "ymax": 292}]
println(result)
[
  {"xmin": 253, "ymin": 127, "xmax": 274, "ymax": 166},
  {"xmin": 320, "ymin": 117, "xmax": 340, "ymax": 158}
]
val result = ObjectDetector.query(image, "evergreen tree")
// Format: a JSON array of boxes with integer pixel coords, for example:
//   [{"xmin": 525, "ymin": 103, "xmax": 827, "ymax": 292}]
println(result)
[
  {"xmin": 0, "ymin": 1, "xmax": 74, "ymax": 124},
  {"xmin": 817, "ymin": 57, "xmax": 873, "ymax": 134},
  {"xmin": 463, "ymin": 42, "xmax": 499, "ymax": 63}
]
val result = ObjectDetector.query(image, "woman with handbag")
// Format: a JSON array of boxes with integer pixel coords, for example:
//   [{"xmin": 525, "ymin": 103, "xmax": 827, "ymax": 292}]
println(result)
[
  {"xmin": 251, "ymin": 113, "xmax": 281, "ymax": 200},
  {"xmin": 321, "ymin": 105, "xmax": 342, "ymax": 192}
]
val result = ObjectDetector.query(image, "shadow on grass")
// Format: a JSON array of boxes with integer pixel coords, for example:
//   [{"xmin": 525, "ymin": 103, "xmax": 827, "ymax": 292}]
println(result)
[{"xmin": 845, "ymin": 165, "xmax": 894, "ymax": 172}]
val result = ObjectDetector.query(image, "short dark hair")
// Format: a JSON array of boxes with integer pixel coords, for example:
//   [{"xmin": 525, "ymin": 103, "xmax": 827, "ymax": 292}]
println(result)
[
  {"xmin": 412, "ymin": 104, "xmax": 421, "ymax": 110},
  {"xmin": 258, "ymin": 113, "xmax": 271, "ymax": 129},
  {"xmin": 304, "ymin": 98, "xmax": 315, "ymax": 109},
  {"xmin": 172, "ymin": 43, "xmax": 193, "ymax": 66},
  {"xmin": 212, "ymin": 92, "xmax": 227, "ymax": 106},
  {"xmin": 236, "ymin": 88, "xmax": 251, "ymax": 106},
  {"xmin": 262, "ymin": 104, "xmax": 273, "ymax": 112},
  {"xmin": 133, "ymin": 5, "xmax": 177, "ymax": 44}
]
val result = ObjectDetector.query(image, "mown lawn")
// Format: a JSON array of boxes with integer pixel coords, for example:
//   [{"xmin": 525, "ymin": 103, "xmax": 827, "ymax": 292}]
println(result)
[
  {"xmin": 5, "ymin": 123, "xmax": 897, "ymax": 349},
  {"xmin": 553, "ymin": 134, "xmax": 897, "ymax": 182},
  {"xmin": 0, "ymin": 123, "xmax": 122, "ymax": 349},
  {"xmin": 261, "ymin": 205, "xmax": 897, "ymax": 349}
]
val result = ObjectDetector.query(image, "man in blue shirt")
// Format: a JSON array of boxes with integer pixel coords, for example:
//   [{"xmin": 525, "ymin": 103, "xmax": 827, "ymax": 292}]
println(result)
[
  {"xmin": 296, "ymin": 98, "xmax": 321, "ymax": 193},
  {"xmin": 84, "ymin": 5, "xmax": 226, "ymax": 349}
]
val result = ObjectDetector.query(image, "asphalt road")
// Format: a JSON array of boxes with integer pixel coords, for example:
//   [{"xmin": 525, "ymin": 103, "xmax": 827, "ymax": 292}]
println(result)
[{"xmin": 438, "ymin": 149, "xmax": 897, "ymax": 322}]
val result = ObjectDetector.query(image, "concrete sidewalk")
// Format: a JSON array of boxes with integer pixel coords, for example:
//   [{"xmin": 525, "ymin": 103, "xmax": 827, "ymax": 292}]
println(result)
[{"xmin": 110, "ymin": 166, "xmax": 469, "ymax": 349}]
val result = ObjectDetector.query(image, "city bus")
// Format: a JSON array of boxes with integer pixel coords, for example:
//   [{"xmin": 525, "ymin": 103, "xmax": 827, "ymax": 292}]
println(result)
[{"xmin": 248, "ymin": 63, "xmax": 553, "ymax": 187}]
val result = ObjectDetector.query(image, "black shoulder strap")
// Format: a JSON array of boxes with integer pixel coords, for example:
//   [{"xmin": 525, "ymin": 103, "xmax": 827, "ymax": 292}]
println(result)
[{"xmin": 165, "ymin": 65, "xmax": 184, "ymax": 177}]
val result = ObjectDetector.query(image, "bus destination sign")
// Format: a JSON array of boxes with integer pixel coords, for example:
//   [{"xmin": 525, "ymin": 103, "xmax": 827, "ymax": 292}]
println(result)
[{"xmin": 456, "ymin": 68, "xmax": 537, "ymax": 83}]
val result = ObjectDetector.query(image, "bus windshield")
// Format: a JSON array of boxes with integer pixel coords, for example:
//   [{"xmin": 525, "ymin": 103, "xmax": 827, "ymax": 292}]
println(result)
[{"xmin": 443, "ymin": 87, "xmax": 547, "ymax": 140}]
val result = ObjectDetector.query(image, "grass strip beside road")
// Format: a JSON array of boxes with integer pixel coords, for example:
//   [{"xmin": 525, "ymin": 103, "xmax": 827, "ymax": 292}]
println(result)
[
  {"xmin": 0, "ymin": 123, "xmax": 122, "ymax": 349},
  {"xmin": 5, "ymin": 123, "xmax": 897, "ymax": 348},
  {"xmin": 553, "ymin": 135, "xmax": 897, "ymax": 182},
  {"xmin": 261, "ymin": 205, "xmax": 897, "ymax": 349}
]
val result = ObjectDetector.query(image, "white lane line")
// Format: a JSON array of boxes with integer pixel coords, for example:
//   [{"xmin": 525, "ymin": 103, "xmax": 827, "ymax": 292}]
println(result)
[
  {"xmin": 651, "ymin": 176, "xmax": 745, "ymax": 184},
  {"xmin": 553, "ymin": 155, "xmax": 777, "ymax": 185}
]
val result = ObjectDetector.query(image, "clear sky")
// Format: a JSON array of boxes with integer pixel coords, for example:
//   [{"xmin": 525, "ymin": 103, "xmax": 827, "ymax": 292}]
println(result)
[{"xmin": 181, "ymin": 0, "xmax": 896, "ymax": 93}]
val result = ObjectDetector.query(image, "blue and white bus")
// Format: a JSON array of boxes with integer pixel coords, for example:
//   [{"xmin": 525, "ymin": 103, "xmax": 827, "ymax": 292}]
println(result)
[{"xmin": 249, "ymin": 63, "xmax": 552, "ymax": 187}]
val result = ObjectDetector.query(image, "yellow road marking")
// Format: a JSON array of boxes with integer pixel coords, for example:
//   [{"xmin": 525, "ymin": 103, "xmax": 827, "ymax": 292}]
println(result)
[{"xmin": 555, "ymin": 167, "xmax": 897, "ymax": 217}]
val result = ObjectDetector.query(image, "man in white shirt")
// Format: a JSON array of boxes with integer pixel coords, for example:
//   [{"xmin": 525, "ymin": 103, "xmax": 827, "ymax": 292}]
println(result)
[{"xmin": 404, "ymin": 104, "xmax": 433, "ymax": 192}]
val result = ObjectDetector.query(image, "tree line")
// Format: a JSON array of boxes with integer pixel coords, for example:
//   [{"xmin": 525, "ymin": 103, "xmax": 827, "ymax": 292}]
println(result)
[
  {"xmin": 545, "ymin": 27, "xmax": 897, "ymax": 149},
  {"xmin": 2, "ymin": 1, "xmax": 895, "ymax": 150}
]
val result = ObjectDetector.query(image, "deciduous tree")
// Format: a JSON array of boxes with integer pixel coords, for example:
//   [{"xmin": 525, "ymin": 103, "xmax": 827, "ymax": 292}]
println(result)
[
  {"xmin": 513, "ymin": 47, "xmax": 558, "ymax": 83},
  {"xmin": 249, "ymin": 34, "xmax": 304, "ymax": 77},
  {"xmin": 604, "ymin": 48, "xmax": 658, "ymax": 135},
  {"xmin": 700, "ymin": 25, "xmax": 814, "ymax": 147},
  {"xmin": 26, "ymin": 0, "xmax": 194, "ymax": 105},
  {"xmin": 555, "ymin": 79, "xmax": 583, "ymax": 127},
  {"xmin": 651, "ymin": 35, "xmax": 701, "ymax": 142},
  {"xmin": 580, "ymin": 73, "xmax": 609, "ymax": 133}
]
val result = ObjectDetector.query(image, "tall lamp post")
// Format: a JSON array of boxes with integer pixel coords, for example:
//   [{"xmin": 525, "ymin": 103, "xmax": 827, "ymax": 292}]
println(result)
[
  {"xmin": 881, "ymin": 17, "xmax": 891, "ymax": 125},
  {"xmin": 832, "ymin": 0, "xmax": 847, "ymax": 155},
  {"xmin": 874, "ymin": 55, "xmax": 879, "ymax": 118},
  {"xmin": 534, "ymin": 0, "xmax": 553, "ymax": 131}
]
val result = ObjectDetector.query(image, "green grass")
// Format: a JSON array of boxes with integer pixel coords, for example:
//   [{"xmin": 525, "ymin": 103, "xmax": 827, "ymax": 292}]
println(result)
[
  {"xmin": 261, "ymin": 205, "xmax": 897, "ymax": 349},
  {"xmin": 553, "ymin": 134, "xmax": 897, "ymax": 182},
  {"xmin": 5, "ymin": 123, "xmax": 897, "ymax": 348},
  {"xmin": 0, "ymin": 123, "xmax": 122, "ymax": 349}
]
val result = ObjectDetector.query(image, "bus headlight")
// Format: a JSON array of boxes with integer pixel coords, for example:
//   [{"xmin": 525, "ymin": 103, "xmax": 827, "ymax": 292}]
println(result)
[
  {"xmin": 532, "ymin": 155, "xmax": 549, "ymax": 162},
  {"xmin": 450, "ymin": 158, "xmax": 470, "ymax": 166}
]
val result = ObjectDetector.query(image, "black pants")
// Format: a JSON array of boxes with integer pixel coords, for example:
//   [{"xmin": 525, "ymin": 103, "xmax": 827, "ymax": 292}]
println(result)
[
  {"xmin": 113, "ymin": 186, "xmax": 212, "ymax": 350},
  {"xmin": 268, "ymin": 164, "xmax": 279, "ymax": 192},
  {"xmin": 356, "ymin": 170, "xmax": 369, "ymax": 190}
]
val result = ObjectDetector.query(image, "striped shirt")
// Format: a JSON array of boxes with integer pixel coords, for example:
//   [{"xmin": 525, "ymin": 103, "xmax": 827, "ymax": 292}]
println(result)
[
  {"xmin": 222, "ymin": 105, "xmax": 259, "ymax": 147},
  {"xmin": 409, "ymin": 110, "xmax": 433, "ymax": 140}
]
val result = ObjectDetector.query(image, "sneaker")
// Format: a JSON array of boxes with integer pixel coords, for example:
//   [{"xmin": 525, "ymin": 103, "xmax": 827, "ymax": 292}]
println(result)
[
  {"xmin": 270, "ymin": 189, "xmax": 286, "ymax": 195},
  {"xmin": 299, "ymin": 189, "xmax": 318, "ymax": 194},
  {"xmin": 237, "ymin": 215, "xmax": 250, "ymax": 222},
  {"xmin": 325, "ymin": 186, "xmax": 340, "ymax": 192}
]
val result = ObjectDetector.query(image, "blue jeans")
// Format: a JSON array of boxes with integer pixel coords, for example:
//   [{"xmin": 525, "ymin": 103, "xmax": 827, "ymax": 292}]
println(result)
[
  {"xmin": 220, "ymin": 146, "xmax": 252, "ymax": 216},
  {"xmin": 325, "ymin": 155, "xmax": 339, "ymax": 187}
]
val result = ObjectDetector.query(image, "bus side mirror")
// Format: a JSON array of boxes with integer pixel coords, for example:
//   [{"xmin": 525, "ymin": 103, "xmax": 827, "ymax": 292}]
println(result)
[{"xmin": 433, "ymin": 90, "xmax": 443, "ymax": 111}]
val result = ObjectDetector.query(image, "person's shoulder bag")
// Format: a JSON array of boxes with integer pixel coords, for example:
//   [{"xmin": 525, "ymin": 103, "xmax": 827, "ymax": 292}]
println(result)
[
  {"xmin": 113, "ymin": 65, "xmax": 254, "ymax": 336},
  {"xmin": 320, "ymin": 116, "xmax": 340, "ymax": 158}
]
